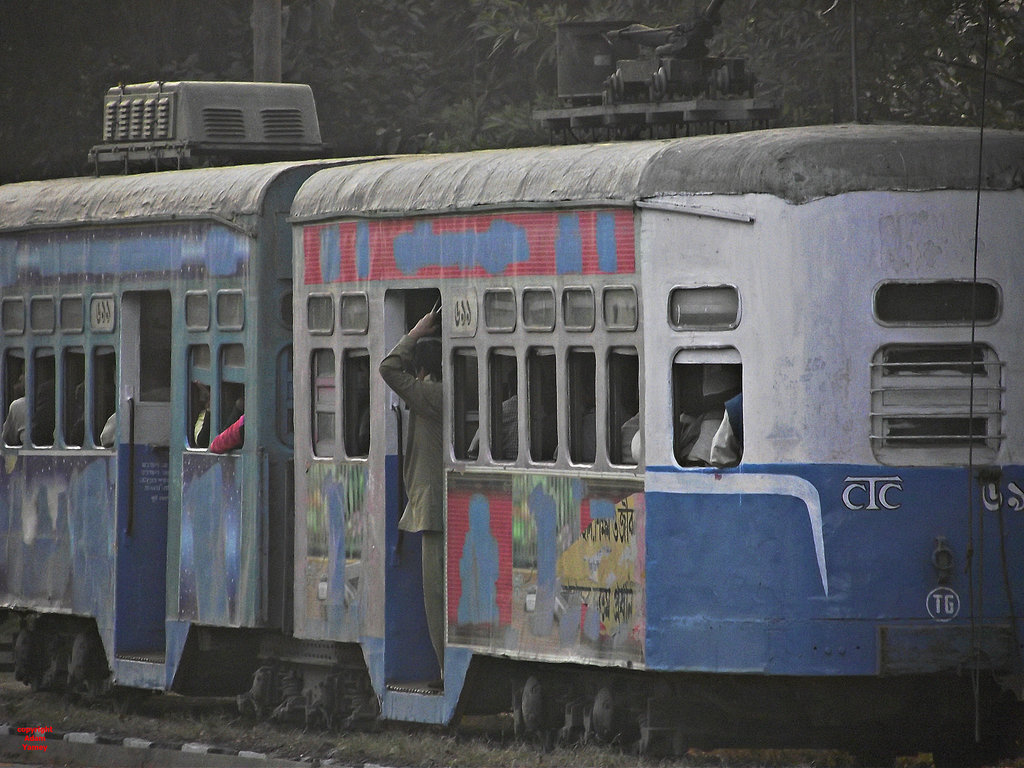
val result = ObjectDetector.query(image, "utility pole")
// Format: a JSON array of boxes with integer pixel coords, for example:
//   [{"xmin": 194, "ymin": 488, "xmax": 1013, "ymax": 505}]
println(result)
[{"xmin": 252, "ymin": 0, "xmax": 282, "ymax": 83}]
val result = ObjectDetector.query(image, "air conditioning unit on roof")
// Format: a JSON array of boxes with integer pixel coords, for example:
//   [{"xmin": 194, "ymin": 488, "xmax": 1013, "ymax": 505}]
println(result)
[{"xmin": 89, "ymin": 81, "xmax": 326, "ymax": 172}]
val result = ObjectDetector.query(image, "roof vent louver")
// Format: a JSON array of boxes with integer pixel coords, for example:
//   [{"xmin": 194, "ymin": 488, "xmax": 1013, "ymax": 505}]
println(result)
[
  {"xmin": 202, "ymin": 107, "xmax": 247, "ymax": 140},
  {"xmin": 89, "ymin": 81, "xmax": 325, "ymax": 172},
  {"xmin": 261, "ymin": 108, "xmax": 306, "ymax": 141}
]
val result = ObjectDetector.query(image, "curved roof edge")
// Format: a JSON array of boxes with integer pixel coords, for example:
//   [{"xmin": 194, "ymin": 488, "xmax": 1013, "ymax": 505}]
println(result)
[
  {"xmin": 291, "ymin": 124, "xmax": 1024, "ymax": 220},
  {"xmin": 0, "ymin": 160, "xmax": 347, "ymax": 236}
]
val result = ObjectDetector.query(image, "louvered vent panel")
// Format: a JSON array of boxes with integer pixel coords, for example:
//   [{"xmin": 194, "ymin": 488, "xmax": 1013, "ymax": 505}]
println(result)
[
  {"xmin": 155, "ymin": 97, "xmax": 172, "ymax": 139},
  {"xmin": 103, "ymin": 100, "xmax": 117, "ymax": 141},
  {"xmin": 202, "ymin": 108, "xmax": 246, "ymax": 140},
  {"xmin": 128, "ymin": 98, "xmax": 145, "ymax": 138},
  {"xmin": 116, "ymin": 100, "xmax": 131, "ymax": 140},
  {"xmin": 141, "ymin": 98, "xmax": 157, "ymax": 139},
  {"xmin": 261, "ymin": 108, "xmax": 305, "ymax": 141}
]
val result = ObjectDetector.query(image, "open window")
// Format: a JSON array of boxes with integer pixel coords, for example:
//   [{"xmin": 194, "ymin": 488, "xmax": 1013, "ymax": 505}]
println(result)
[
  {"xmin": 489, "ymin": 348, "xmax": 518, "ymax": 461},
  {"xmin": 220, "ymin": 344, "xmax": 246, "ymax": 447},
  {"xmin": 31, "ymin": 349, "xmax": 56, "ymax": 447},
  {"xmin": 608, "ymin": 347, "xmax": 640, "ymax": 465},
  {"xmin": 342, "ymin": 348, "xmax": 370, "ymax": 457},
  {"xmin": 93, "ymin": 347, "xmax": 117, "ymax": 447},
  {"xmin": 568, "ymin": 348, "xmax": 596, "ymax": 464},
  {"xmin": 673, "ymin": 348, "xmax": 742, "ymax": 468},
  {"xmin": 528, "ymin": 347, "xmax": 558, "ymax": 462},
  {"xmin": 2, "ymin": 350, "xmax": 25, "ymax": 446},
  {"xmin": 63, "ymin": 348, "xmax": 86, "ymax": 447},
  {"xmin": 453, "ymin": 348, "xmax": 479, "ymax": 460},
  {"xmin": 188, "ymin": 344, "xmax": 212, "ymax": 448}
]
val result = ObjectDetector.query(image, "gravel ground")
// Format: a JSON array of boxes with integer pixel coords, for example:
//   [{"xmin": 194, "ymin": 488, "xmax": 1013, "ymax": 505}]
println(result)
[{"xmin": 2, "ymin": 673, "xmax": 1020, "ymax": 768}]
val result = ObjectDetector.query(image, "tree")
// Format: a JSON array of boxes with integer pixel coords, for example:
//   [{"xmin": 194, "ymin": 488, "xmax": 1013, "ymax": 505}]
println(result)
[{"xmin": 1, "ymin": 0, "xmax": 1021, "ymax": 182}]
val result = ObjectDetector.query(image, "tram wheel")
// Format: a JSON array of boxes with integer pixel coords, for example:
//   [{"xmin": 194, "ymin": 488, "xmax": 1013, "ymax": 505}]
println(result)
[
  {"xmin": 590, "ymin": 686, "xmax": 617, "ymax": 742},
  {"xmin": 520, "ymin": 675, "xmax": 545, "ymax": 734}
]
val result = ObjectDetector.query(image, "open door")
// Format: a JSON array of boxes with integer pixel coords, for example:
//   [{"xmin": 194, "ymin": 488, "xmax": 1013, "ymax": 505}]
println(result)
[
  {"xmin": 114, "ymin": 291, "xmax": 171, "ymax": 663},
  {"xmin": 382, "ymin": 288, "xmax": 444, "ymax": 689}
]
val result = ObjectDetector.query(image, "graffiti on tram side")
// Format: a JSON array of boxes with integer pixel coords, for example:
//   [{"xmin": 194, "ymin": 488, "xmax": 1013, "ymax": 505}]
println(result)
[
  {"xmin": 447, "ymin": 473, "xmax": 644, "ymax": 665},
  {"xmin": 0, "ymin": 222, "xmax": 251, "ymax": 288},
  {"xmin": 0, "ymin": 453, "xmax": 116, "ymax": 617},
  {"xmin": 302, "ymin": 208, "xmax": 635, "ymax": 284},
  {"xmin": 299, "ymin": 462, "xmax": 368, "ymax": 641}
]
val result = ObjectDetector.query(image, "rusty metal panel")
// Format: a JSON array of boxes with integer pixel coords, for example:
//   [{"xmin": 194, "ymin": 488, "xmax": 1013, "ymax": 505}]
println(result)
[{"xmin": 878, "ymin": 623, "xmax": 1017, "ymax": 675}]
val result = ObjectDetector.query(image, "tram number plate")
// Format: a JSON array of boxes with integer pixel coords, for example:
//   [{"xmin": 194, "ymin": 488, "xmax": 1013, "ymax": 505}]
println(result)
[
  {"xmin": 448, "ymin": 291, "xmax": 477, "ymax": 338},
  {"xmin": 926, "ymin": 586, "xmax": 960, "ymax": 622},
  {"xmin": 90, "ymin": 296, "xmax": 116, "ymax": 332}
]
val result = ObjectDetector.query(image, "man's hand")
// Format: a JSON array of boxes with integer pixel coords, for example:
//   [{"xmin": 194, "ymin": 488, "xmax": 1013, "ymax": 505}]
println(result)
[{"xmin": 409, "ymin": 308, "xmax": 439, "ymax": 339}]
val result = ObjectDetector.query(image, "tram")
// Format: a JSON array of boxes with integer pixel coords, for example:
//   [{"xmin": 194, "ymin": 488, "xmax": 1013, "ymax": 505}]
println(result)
[{"xmin": 1, "ymin": 123, "xmax": 1022, "ymax": 763}]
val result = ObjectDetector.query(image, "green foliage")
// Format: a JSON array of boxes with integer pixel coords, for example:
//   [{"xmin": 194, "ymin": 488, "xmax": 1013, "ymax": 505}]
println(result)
[{"xmin": 1, "ymin": 0, "xmax": 1021, "ymax": 182}]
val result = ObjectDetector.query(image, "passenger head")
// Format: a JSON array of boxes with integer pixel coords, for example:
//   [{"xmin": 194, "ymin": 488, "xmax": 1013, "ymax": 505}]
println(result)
[{"xmin": 413, "ymin": 337, "xmax": 442, "ymax": 381}]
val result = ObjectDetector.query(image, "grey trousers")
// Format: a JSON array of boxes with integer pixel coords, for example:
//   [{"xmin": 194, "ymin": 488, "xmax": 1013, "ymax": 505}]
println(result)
[{"xmin": 421, "ymin": 530, "xmax": 444, "ymax": 675}]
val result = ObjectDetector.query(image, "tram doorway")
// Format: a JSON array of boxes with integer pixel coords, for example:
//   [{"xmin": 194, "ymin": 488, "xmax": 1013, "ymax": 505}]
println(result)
[
  {"xmin": 113, "ymin": 290, "xmax": 171, "ymax": 662},
  {"xmin": 382, "ymin": 288, "xmax": 444, "ymax": 688}
]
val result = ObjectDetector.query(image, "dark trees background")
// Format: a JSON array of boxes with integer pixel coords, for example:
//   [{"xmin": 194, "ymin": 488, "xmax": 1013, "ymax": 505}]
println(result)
[{"xmin": 2, "ymin": 0, "xmax": 1021, "ymax": 183}]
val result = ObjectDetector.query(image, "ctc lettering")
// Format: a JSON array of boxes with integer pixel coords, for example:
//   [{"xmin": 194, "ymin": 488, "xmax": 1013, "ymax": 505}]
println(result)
[{"xmin": 842, "ymin": 475, "xmax": 903, "ymax": 510}]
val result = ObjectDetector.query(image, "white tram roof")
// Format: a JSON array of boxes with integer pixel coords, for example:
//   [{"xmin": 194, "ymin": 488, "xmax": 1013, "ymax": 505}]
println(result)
[
  {"xmin": 0, "ymin": 160, "xmax": 350, "ymax": 237},
  {"xmin": 292, "ymin": 124, "xmax": 1024, "ymax": 220}
]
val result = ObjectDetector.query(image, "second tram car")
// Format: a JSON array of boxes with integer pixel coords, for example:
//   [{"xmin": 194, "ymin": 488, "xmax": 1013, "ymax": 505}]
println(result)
[
  {"xmin": 289, "ymin": 125, "xmax": 1024, "ymax": 759},
  {"xmin": 1, "ymin": 123, "xmax": 1022, "ymax": 762}
]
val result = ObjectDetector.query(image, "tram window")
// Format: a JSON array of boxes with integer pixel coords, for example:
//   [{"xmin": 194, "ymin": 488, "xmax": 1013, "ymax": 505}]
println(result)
[
  {"xmin": 528, "ymin": 347, "xmax": 558, "ymax": 462},
  {"xmin": 870, "ymin": 343, "xmax": 1001, "ymax": 460},
  {"xmin": 340, "ymin": 293, "xmax": 369, "ymax": 334},
  {"xmin": 489, "ymin": 349, "xmax": 518, "ymax": 461},
  {"xmin": 342, "ymin": 349, "xmax": 370, "ymax": 457},
  {"xmin": 31, "ymin": 349, "xmax": 56, "ymax": 447},
  {"xmin": 483, "ymin": 289, "xmax": 516, "ymax": 332},
  {"xmin": 307, "ymin": 294, "xmax": 334, "ymax": 333},
  {"xmin": 92, "ymin": 347, "xmax": 116, "ymax": 447},
  {"xmin": 672, "ymin": 353, "xmax": 742, "ymax": 468},
  {"xmin": 140, "ymin": 292, "xmax": 171, "ymax": 401},
  {"xmin": 2, "ymin": 298, "xmax": 24, "ymax": 335},
  {"xmin": 452, "ymin": 348, "xmax": 479, "ymax": 460},
  {"xmin": 603, "ymin": 287, "xmax": 638, "ymax": 331},
  {"xmin": 63, "ymin": 348, "xmax": 86, "ymax": 447},
  {"xmin": 185, "ymin": 291, "xmax": 210, "ymax": 331},
  {"xmin": 608, "ymin": 348, "xmax": 640, "ymax": 465},
  {"xmin": 563, "ymin": 288, "xmax": 595, "ymax": 332},
  {"xmin": 30, "ymin": 297, "xmax": 55, "ymax": 333},
  {"xmin": 312, "ymin": 348, "xmax": 336, "ymax": 457},
  {"xmin": 2, "ymin": 351, "xmax": 26, "ymax": 446},
  {"xmin": 188, "ymin": 344, "xmax": 212, "ymax": 448},
  {"xmin": 220, "ymin": 344, "xmax": 246, "ymax": 438},
  {"xmin": 669, "ymin": 286, "xmax": 739, "ymax": 330},
  {"xmin": 874, "ymin": 281, "xmax": 1000, "ymax": 325},
  {"xmin": 60, "ymin": 296, "xmax": 84, "ymax": 333},
  {"xmin": 523, "ymin": 288, "xmax": 556, "ymax": 332},
  {"xmin": 568, "ymin": 348, "xmax": 596, "ymax": 463},
  {"xmin": 217, "ymin": 290, "xmax": 245, "ymax": 330}
]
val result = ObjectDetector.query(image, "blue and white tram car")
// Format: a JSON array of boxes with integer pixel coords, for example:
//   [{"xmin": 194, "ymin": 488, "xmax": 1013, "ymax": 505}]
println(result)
[
  {"xmin": 0, "ymin": 162, "xmax": 330, "ymax": 693},
  {"xmin": 289, "ymin": 125, "xmax": 1024, "ymax": 758}
]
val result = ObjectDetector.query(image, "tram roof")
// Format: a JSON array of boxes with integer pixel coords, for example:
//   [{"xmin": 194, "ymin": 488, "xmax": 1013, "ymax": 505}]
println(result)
[
  {"xmin": 0, "ymin": 160, "xmax": 346, "ymax": 237},
  {"xmin": 292, "ymin": 124, "xmax": 1024, "ymax": 220}
]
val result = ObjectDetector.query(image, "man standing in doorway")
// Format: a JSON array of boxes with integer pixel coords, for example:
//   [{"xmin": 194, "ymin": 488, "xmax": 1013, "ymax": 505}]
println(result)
[{"xmin": 379, "ymin": 307, "xmax": 444, "ymax": 681}]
